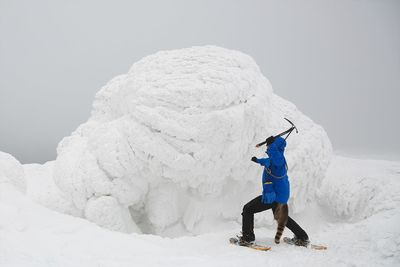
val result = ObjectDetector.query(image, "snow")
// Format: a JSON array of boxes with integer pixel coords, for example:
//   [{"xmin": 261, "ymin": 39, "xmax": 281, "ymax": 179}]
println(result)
[
  {"xmin": 0, "ymin": 152, "xmax": 26, "ymax": 193},
  {"xmin": 24, "ymin": 162, "xmax": 77, "ymax": 216},
  {"xmin": 1, "ymin": 155, "xmax": 399, "ymax": 267},
  {"xmin": 51, "ymin": 46, "xmax": 332, "ymax": 235},
  {"xmin": 1, "ymin": 46, "xmax": 399, "ymax": 266},
  {"xmin": 318, "ymin": 156, "xmax": 400, "ymax": 221}
]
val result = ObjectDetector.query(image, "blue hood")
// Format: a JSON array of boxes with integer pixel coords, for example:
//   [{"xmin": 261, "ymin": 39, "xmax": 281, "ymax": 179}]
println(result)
[{"xmin": 266, "ymin": 136, "xmax": 286, "ymax": 166}]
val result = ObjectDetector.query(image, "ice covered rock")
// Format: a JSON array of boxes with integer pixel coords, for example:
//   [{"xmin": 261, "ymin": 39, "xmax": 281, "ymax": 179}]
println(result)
[
  {"xmin": 0, "ymin": 151, "xmax": 26, "ymax": 193},
  {"xmin": 52, "ymin": 46, "xmax": 332, "ymax": 235}
]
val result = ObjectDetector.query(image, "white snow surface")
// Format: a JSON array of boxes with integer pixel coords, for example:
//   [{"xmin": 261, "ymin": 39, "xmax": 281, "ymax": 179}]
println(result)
[
  {"xmin": 0, "ymin": 155, "xmax": 399, "ymax": 267},
  {"xmin": 51, "ymin": 46, "xmax": 332, "ymax": 235},
  {"xmin": 0, "ymin": 151, "xmax": 25, "ymax": 193},
  {"xmin": 318, "ymin": 156, "xmax": 400, "ymax": 222}
]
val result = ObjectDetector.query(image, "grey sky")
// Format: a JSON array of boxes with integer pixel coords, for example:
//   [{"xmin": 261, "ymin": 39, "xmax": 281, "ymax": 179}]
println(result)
[{"xmin": 1, "ymin": 0, "xmax": 399, "ymax": 164}]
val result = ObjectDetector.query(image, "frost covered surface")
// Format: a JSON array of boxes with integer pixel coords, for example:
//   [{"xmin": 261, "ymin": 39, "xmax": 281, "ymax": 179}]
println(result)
[
  {"xmin": 52, "ymin": 46, "xmax": 332, "ymax": 235},
  {"xmin": 318, "ymin": 156, "xmax": 400, "ymax": 221},
  {"xmin": 24, "ymin": 162, "xmax": 77, "ymax": 215},
  {"xmin": 0, "ymin": 151, "xmax": 25, "ymax": 193},
  {"xmin": 1, "ymin": 155, "xmax": 399, "ymax": 267}
]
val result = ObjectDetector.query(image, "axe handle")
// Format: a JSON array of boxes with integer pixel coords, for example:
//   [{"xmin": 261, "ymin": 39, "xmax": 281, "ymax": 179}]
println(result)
[{"xmin": 255, "ymin": 127, "xmax": 295, "ymax": 147}]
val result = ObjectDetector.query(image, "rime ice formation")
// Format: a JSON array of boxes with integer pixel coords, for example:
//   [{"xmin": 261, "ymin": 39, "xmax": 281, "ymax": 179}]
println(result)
[
  {"xmin": 0, "ymin": 152, "xmax": 26, "ymax": 193},
  {"xmin": 24, "ymin": 162, "xmax": 77, "ymax": 216},
  {"xmin": 318, "ymin": 156, "xmax": 400, "ymax": 222},
  {"xmin": 52, "ymin": 46, "xmax": 332, "ymax": 235}
]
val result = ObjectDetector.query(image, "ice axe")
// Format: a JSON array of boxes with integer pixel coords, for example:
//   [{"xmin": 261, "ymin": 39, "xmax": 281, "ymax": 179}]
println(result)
[{"xmin": 255, "ymin": 118, "xmax": 298, "ymax": 148}]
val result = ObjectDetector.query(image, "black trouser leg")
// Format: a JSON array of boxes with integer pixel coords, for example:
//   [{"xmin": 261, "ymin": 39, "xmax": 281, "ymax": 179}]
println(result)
[
  {"xmin": 286, "ymin": 217, "xmax": 309, "ymax": 240},
  {"xmin": 242, "ymin": 195, "xmax": 273, "ymax": 235},
  {"xmin": 242, "ymin": 195, "xmax": 309, "ymax": 240},
  {"xmin": 272, "ymin": 203, "xmax": 309, "ymax": 240}
]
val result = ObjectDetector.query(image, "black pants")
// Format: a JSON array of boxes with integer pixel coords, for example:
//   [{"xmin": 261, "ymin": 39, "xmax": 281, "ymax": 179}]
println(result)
[{"xmin": 241, "ymin": 195, "xmax": 309, "ymax": 240}]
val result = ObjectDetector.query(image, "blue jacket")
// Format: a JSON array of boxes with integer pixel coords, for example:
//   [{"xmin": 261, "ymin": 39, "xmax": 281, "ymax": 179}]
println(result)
[{"xmin": 254, "ymin": 137, "xmax": 290, "ymax": 204}]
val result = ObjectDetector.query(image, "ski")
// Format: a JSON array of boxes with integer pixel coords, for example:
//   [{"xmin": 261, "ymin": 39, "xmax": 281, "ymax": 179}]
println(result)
[
  {"xmin": 229, "ymin": 237, "xmax": 271, "ymax": 251},
  {"xmin": 283, "ymin": 237, "xmax": 327, "ymax": 250}
]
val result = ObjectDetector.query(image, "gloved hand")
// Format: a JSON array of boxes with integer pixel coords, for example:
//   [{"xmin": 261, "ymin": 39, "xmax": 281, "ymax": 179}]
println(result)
[
  {"xmin": 266, "ymin": 136, "xmax": 275, "ymax": 146},
  {"xmin": 262, "ymin": 191, "xmax": 276, "ymax": 204},
  {"xmin": 251, "ymin": 156, "xmax": 258, "ymax": 163}
]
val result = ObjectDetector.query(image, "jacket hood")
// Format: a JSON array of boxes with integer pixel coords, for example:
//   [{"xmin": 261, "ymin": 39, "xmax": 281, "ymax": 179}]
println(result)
[{"xmin": 266, "ymin": 136, "xmax": 286, "ymax": 166}]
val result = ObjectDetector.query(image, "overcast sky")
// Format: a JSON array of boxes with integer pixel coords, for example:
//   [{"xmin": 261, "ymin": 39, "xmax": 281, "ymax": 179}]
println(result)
[{"xmin": 1, "ymin": 0, "xmax": 399, "ymax": 163}]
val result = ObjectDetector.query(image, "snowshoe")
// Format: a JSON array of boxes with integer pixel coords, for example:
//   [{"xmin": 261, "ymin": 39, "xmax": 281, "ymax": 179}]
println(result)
[
  {"xmin": 230, "ymin": 234, "xmax": 270, "ymax": 251},
  {"xmin": 283, "ymin": 236, "xmax": 327, "ymax": 250},
  {"xmin": 283, "ymin": 236, "xmax": 310, "ymax": 247}
]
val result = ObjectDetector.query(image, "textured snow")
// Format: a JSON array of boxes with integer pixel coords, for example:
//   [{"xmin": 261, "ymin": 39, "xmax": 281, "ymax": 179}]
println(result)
[
  {"xmin": 1, "ymin": 155, "xmax": 399, "ymax": 267},
  {"xmin": 50, "ymin": 46, "xmax": 332, "ymax": 235},
  {"xmin": 0, "ymin": 151, "xmax": 26, "ymax": 193},
  {"xmin": 24, "ymin": 162, "xmax": 77, "ymax": 215},
  {"xmin": 318, "ymin": 156, "xmax": 400, "ymax": 221}
]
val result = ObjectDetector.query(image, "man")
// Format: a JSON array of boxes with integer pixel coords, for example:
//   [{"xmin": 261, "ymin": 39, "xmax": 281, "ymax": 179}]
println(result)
[{"xmin": 238, "ymin": 136, "xmax": 310, "ymax": 247}]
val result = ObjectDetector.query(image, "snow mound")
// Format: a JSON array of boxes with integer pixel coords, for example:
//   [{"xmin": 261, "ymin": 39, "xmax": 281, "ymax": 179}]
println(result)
[
  {"xmin": 0, "ymin": 151, "xmax": 26, "ymax": 193},
  {"xmin": 52, "ymin": 46, "xmax": 332, "ymax": 235},
  {"xmin": 318, "ymin": 156, "xmax": 400, "ymax": 221},
  {"xmin": 24, "ymin": 162, "xmax": 78, "ymax": 215}
]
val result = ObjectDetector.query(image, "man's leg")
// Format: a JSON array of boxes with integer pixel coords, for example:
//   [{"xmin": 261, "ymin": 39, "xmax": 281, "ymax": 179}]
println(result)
[
  {"xmin": 271, "ymin": 203, "xmax": 308, "ymax": 241},
  {"xmin": 242, "ymin": 195, "xmax": 273, "ymax": 239},
  {"xmin": 286, "ymin": 217, "xmax": 309, "ymax": 240}
]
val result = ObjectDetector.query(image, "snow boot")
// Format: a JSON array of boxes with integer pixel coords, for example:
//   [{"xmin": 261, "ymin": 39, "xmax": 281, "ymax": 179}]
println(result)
[{"xmin": 236, "ymin": 232, "xmax": 255, "ymax": 246}]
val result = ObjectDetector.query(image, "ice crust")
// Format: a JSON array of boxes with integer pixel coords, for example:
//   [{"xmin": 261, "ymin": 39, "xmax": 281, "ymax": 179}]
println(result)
[{"xmin": 48, "ymin": 46, "xmax": 332, "ymax": 235}]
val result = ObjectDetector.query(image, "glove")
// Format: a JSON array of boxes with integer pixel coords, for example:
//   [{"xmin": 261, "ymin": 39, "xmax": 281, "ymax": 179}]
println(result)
[
  {"xmin": 266, "ymin": 136, "xmax": 275, "ymax": 146},
  {"xmin": 262, "ymin": 191, "xmax": 276, "ymax": 204},
  {"xmin": 251, "ymin": 156, "xmax": 258, "ymax": 163}
]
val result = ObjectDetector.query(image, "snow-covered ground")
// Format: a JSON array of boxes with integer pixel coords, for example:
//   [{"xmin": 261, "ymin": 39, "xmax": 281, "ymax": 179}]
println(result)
[
  {"xmin": 1, "ymin": 155, "xmax": 399, "ymax": 267},
  {"xmin": 1, "ymin": 46, "xmax": 399, "ymax": 266}
]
